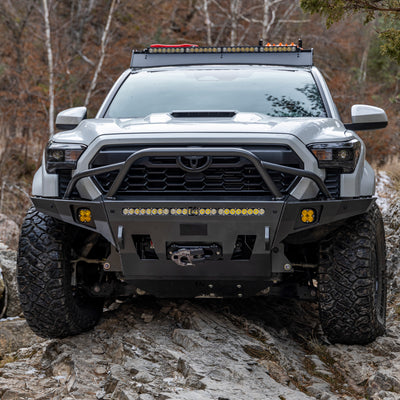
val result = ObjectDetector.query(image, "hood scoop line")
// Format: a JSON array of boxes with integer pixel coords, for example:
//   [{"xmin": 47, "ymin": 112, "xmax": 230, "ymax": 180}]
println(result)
[{"xmin": 170, "ymin": 110, "xmax": 237, "ymax": 118}]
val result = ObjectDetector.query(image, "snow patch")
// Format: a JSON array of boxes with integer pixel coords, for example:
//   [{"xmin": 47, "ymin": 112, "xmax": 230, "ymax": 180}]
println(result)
[
  {"xmin": 0, "ymin": 316, "xmax": 21, "ymax": 322},
  {"xmin": 376, "ymin": 171, "xmax": 393, "ymax": 214},
  {"xmin": 163, "ymin": 377, "xmax": 176, "ymax": 385},
  {"xmin": 25, "ymin": 368, "xmax": 38, "ymax": 375}
]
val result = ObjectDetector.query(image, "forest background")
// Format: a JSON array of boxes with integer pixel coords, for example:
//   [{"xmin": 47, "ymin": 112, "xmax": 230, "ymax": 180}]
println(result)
[{"xmin": 0, "ymin": 0, "xmax": 399, "ymax": 227}]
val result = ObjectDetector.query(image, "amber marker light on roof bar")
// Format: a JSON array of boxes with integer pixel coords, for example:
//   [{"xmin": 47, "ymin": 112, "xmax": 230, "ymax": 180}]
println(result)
[{"xmin": 121, "ymin": 207, "xmax": 266, "ymax": 216}]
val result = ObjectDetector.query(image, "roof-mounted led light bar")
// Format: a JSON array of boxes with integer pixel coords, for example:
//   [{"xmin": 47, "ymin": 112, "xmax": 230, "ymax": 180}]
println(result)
[
  {"xmin": 147, "ymin": 43, "xmax": 298, "ymax": 54},
  {"xmin": 130, "ymin": 41, "xmax": 313, "ymax": 68}
]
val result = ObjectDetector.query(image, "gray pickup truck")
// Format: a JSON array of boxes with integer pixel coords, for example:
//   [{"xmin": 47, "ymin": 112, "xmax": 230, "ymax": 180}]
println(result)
[{"xmin": 17, "ymin": 42, "xmax": 387, "ymax": 344}]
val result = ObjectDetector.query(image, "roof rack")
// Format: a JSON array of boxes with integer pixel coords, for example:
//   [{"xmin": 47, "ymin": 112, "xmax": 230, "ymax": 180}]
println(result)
[{"xmin": 130, "ymin": 42, "xmax": 313, "ymax": 69}]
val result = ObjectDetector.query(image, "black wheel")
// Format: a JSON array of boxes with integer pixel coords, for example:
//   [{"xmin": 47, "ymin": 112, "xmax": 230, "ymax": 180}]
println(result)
[
  {"xmin": 17, "ymin": 207, "xmax": 104, "ymax": 338},
  {"xmin": 318, "ymin": 203, "xmax": 386, "ymax": 344}
]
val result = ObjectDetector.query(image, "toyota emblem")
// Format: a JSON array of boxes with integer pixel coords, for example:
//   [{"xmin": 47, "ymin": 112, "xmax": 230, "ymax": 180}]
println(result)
[{"xmin": 177, "ymin": 156, "xmax": 212, "ymax": 172}]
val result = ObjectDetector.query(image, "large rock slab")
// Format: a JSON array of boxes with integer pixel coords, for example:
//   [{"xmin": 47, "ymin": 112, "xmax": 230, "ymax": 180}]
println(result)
[
  {"xmin": 0, "ymin": 318, "xmax": 44, "ymax": 358},
  {"xmin": 0, "ymin": 247, "xmax": 21, "ymax": 317},
  {"xmin": 0, "ymin": 214, "xmax": 19, "ymax": 250}
]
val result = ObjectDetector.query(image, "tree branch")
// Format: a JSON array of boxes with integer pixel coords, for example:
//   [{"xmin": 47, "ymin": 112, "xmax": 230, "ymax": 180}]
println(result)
[
  {"xmin": 85, "ymin": 0, "xmax": 119, "ymax": 107},
  {"xmin": 364, "ymin": 1, "xmax": 400, "ymax": 12}
]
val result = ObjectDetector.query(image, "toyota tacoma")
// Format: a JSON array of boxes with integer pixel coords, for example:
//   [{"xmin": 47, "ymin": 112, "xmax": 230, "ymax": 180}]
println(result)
[{"xmin": 17, "ymin": 41, "xmax": 387, "ymax": 344}]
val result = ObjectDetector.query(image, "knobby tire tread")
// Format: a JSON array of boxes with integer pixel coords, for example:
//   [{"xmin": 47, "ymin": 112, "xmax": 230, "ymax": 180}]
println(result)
[
  {"xmin": 318, "ymin": 203, "xmax": 386, "ymax": 344},
  {"xmin": 17, "ymin": 207, "xmax": 103, "ymax": 338}
]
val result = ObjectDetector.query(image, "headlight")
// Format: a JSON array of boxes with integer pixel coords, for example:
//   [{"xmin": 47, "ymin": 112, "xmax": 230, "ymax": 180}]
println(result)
[
  {"xmin": 308, "ymin": 139, "xmax": 361, "ymax": 173},
  {"xmin": 46, "ymin": 142, "xmax": 86, "ymax": 173}
]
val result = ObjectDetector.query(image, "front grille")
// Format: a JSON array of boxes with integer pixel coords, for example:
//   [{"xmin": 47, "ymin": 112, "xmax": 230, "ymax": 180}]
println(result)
[
  {"xmin": 58, "ymin": 171, "xmax": 80, "ymax": 198},
  {"xmin": 324, "ymin": 169, "xmax": 341, "ymax": 198},
  {"xmin": 58, "ymin": 172, "xmax": 71, "ymax": 197},
  {"xmin": 91, "ymin": 146, "xmax": 303, "ymax": 197}
]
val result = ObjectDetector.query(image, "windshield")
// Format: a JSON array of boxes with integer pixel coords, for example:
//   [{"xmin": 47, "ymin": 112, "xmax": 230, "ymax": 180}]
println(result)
[{"xmin": 105, "ymin": 66, "xmax": 327, "ymax": 118}]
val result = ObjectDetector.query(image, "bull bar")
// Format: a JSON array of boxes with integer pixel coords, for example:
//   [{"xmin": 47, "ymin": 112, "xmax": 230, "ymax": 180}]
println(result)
[{"xmin": 64, "ymin": 147, "xmax": 333, "ymax": 200}]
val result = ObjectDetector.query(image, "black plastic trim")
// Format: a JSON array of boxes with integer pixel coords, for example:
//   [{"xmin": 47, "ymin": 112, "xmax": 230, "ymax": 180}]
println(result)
[
  {"xmin": 344, "ymin": 121, "xmax": 388, "ymax": 131},
  {"xmin": 171, "ymin": 110, "xmax": 237, "ymax": 118},
  {"xmin": 55, "ymin": 123, "xmax": 79, "ymax": 130}
]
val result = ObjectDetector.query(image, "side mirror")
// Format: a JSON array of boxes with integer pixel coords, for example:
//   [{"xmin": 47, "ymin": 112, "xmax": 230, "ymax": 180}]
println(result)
[
  {"xmin": 344, "ymin": 104, "xmax": 388, "ymax": 131},
  {"xmin": 55, "ymin": 106, "xmax": 87, "ymax": 130}
]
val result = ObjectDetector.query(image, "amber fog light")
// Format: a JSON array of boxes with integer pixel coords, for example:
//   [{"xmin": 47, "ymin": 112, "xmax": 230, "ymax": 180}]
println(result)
[
  {"xmin": 78, "ymin": 208, "xmax": 92, "ymax": 223},
  {"xmin": 301, "ymin": 209, "xmax": 315, "ymax": 224}
]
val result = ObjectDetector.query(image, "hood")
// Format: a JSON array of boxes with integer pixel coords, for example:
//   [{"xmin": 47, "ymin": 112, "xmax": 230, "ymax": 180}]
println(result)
[{"xmin": 51, "ymin": 112, "xmax": 354, "ymax": 146}]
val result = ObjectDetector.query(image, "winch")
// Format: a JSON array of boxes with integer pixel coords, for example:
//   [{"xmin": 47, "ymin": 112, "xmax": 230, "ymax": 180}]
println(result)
[{"xmin": 167, "ymin": 243, "xmax": 222, "ymax": 266}]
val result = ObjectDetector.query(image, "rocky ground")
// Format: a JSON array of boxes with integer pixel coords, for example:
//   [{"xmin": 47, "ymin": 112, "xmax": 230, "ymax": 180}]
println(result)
[
  {"xmin": 0, "ymin": 213, "xmax": 19, "ymax": 250},
  {"xmin": 0, "ymin": 178, "xmax": 400, "ymax": 400}
]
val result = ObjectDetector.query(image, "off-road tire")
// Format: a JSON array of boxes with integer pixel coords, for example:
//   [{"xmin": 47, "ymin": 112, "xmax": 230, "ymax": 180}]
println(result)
[
  {"xmin": 17, "ymin": 207, "xmax": 104, "ymax": 338},
  {"xmin": 318, "ymin": 203, "xmax": 386, "ymax": 344}
]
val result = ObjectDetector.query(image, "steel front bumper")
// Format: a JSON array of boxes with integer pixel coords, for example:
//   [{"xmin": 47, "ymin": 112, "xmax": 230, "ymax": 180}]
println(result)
[
  {"xmin": 32, "ymin": 196, "xmax": 373, "ymax": 281},
  {"xmin": 32, "ymin": 146, "xmax": 373, "ymax": 281}
]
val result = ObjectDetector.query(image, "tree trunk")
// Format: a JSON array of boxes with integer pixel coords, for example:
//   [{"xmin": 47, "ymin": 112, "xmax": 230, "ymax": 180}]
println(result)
[
  {"xmin": 261, "ymin": 0, "xmax": 283, "ymax": 42},
  {"xmin": 230, "ymin": 0, "xmax": 241, "ymax": 46},
  {"xmin": 42, "ymin": 0, "xmax": 55, "ymax": 136},
  {"xmin": 359, "ymin": 23, "xmax": 373, "ymax": 85},
  {"xmin": 203, "ymin": 0, "xmax": 212, "ymax": 46}
]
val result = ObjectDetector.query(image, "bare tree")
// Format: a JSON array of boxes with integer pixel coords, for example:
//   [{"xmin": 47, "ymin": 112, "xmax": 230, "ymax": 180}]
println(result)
[
  {"xmin": 197, "ymin": 0, "xmax": 295, "ymax": 46},
  {"xmin": 85, "ymin": 0, "xmax": 120, "ymax": 107},
  {"xmin": 261, "ymin": 0, "xmax": 280, "ymax": 41},
  {"xmin": 42, "ymin": 0, "xmax": 55, "ymax": 136},
  {"xmin": 69, "ymin": 0, "xmax": 99, "ymax": 65},
  {"xmin": 272, "ymin": 2, "xmax": 301, "ymax": 39},
  {"xmin": 0, "ymin": 0, "xmax": 35, "ymax": 75},
  {"xmin": 359, "ymin": 22, "xmax": 375, "ymax": 85},
  {"xmin": 229, "ymin": 0, "xmax": 241, "ymax": 45},
  {"xmin": 203, "ymin": 0, "xmax": 212, "ymax": 45}
]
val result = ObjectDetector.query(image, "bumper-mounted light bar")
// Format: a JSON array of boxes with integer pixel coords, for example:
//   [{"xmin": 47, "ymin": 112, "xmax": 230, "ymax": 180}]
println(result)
[{"xmin": 122, "ymin": 207, "xmax": 266, "ymax": 217}]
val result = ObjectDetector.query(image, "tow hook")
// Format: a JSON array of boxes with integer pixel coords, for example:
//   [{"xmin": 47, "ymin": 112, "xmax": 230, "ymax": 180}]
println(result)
[{"xmin": 168, "ymin": 244, "xmax": 222, "ymax": 267}]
